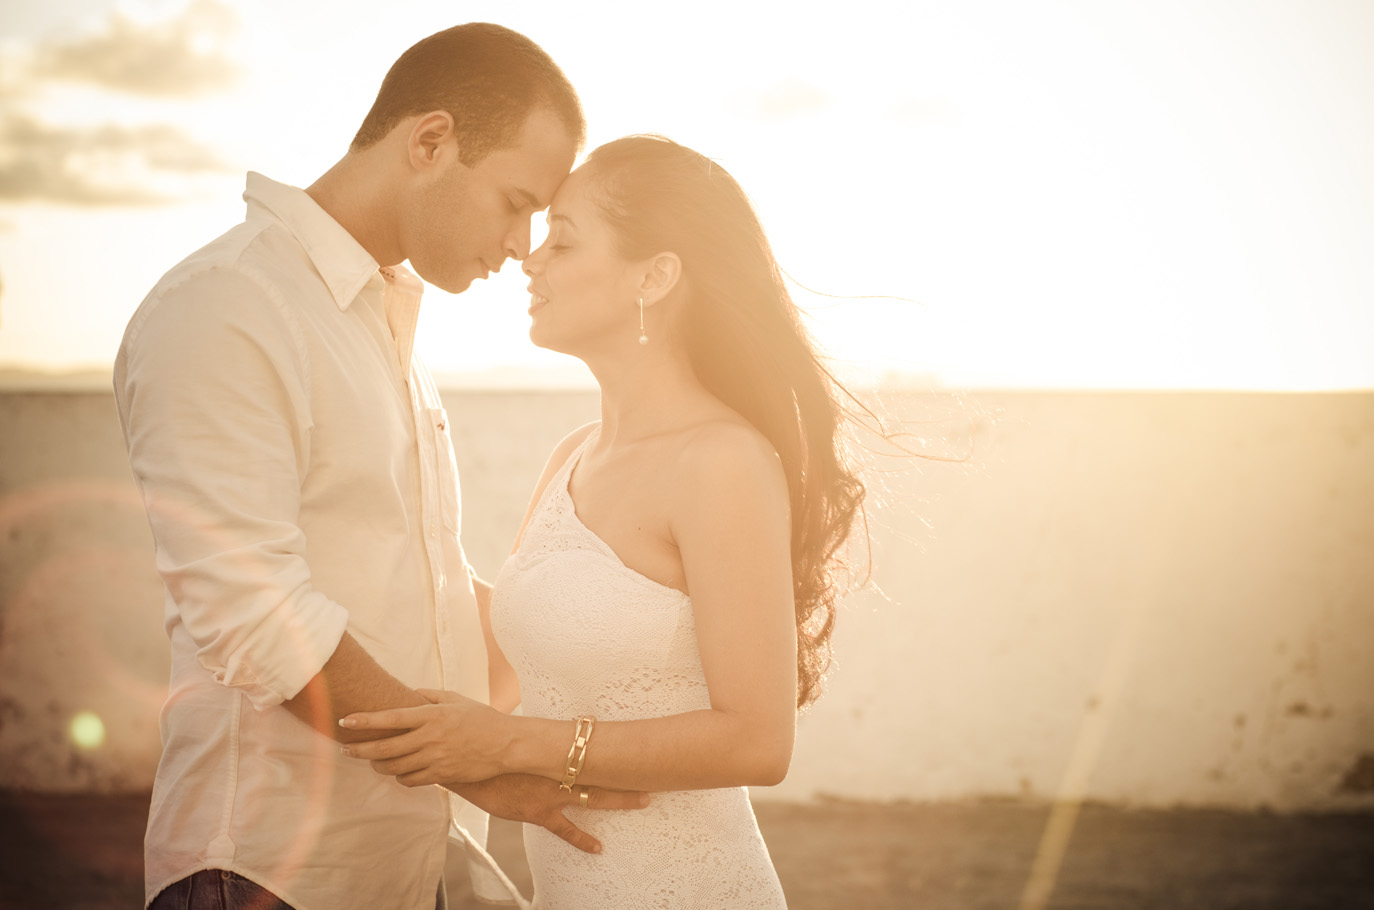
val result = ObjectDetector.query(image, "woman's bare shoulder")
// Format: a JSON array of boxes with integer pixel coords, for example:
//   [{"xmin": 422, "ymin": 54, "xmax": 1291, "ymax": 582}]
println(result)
[
  {"xmin": 671, "ymin": 418, "xmax": 786, "ymax": 498},
  {"xmin": 509, "ymin": 422, "xmax": 601, "ymax": 554},
  {"xmin": 546, "ymin": 420, "xmax": 600, "ymax": 467}
]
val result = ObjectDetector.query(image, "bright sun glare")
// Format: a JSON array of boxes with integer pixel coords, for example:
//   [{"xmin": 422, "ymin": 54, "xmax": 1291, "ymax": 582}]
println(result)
[
  {"xmin": 0, "ymin": 0, "xmax": 1371, "ymax": 389},
  {"xmin": 69, "ymin": 710, "xmax": 106, "ymax": 750}
]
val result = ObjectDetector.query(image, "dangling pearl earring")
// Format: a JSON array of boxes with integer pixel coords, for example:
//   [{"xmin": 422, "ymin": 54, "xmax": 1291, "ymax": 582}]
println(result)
[{"xmin": 638, "ymin": 297, "xmax": 649, "ymax": 345}]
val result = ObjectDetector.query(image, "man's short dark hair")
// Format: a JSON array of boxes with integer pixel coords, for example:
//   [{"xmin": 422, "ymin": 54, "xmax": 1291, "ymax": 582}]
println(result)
[{"xmin": 350, "ymin": 23, "xmax": 584, "ymax": 164}]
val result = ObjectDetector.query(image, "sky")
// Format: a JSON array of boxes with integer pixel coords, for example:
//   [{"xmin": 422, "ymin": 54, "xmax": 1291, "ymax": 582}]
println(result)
[{"xmin": 0, "ymin": 0, "xmax": 1371, "ymax": 389}]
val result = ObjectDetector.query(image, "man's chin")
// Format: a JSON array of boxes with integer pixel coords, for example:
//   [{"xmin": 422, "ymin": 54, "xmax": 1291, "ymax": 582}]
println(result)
[{"xmin": 428, "ymin": 274, "xmax": 474, "ymax": 295}]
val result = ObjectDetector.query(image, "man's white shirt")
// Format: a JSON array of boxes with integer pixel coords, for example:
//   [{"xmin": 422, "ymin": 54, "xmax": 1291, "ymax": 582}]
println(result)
[{"xmin": 115, "ymin": 172, "xmax": 490, "ymax": 910}]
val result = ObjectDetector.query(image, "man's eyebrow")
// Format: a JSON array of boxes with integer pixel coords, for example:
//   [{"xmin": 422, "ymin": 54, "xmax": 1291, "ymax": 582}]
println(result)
[{"xmin": 514, "ymin": 187, "xmax": 544, "ymax": 210}]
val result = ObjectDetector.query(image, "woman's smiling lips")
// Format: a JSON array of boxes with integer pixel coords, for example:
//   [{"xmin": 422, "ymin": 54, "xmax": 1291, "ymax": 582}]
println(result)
[{"xmin": 527, "ymin": 287, "xmax": 549, "ymax": 314}]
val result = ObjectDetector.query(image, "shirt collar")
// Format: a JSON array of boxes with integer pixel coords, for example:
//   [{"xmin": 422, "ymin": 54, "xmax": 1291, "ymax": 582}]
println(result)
[
  {"xmin": 242, "ymin": 171, "xmax": 380, "ymax": 313},
  {"xmin": 379, "ymin": 265, "xmax": 424, "ymax": 373}
]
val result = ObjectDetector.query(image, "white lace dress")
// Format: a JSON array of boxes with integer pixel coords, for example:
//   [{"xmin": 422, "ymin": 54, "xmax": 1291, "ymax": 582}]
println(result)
[{"xmin": 489, "ymin": 436, "xmax": 788, "ymax": 909}]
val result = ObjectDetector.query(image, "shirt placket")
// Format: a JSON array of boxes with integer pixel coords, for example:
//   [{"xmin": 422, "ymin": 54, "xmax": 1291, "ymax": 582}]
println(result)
[{"xmin": 381, "ymin": 269, "xmax": 455, "ymax": 688}]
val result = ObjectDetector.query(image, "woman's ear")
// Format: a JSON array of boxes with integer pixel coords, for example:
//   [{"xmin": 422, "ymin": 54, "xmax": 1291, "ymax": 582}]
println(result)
[
  {"xmin": 638, "ymin": 252, "xmax": 682, "ymax": 306},
  {"xmin": 408, "ymin": 111, "xmax": 458, "ymax": 170}
]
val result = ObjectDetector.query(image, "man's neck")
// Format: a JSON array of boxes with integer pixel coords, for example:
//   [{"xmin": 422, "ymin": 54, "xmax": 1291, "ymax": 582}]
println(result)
[{"xmin": 306, "ymin": 153, "xmax": 404, "ymax": 268}]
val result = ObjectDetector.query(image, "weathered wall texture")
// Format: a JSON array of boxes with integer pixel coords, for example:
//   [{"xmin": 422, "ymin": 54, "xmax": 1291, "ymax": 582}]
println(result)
[{"xmin": 2, "ymin": 389, "xmax": 1371, "ymax": 810}]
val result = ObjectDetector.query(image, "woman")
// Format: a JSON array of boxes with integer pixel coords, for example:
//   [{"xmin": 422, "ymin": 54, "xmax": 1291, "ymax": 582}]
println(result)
[{"xmin": 343, "ymin": 135, "xmax": 866, "ymax": 908}]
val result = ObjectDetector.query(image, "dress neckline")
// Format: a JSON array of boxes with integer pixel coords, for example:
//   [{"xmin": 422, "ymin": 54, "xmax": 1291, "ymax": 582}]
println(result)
[{"xmin": 556, "ymin": 430, "xmax": 690, "ymax": 601}]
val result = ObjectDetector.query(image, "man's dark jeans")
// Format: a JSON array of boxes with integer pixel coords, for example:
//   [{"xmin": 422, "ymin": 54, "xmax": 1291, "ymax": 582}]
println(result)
[
  {"xmin": 148, "ymin": 870, "xmax": 295, "ymax": 910},
  {"xmin": 148, "ymin": 869, "xmax": 448, "ymax": 909}
]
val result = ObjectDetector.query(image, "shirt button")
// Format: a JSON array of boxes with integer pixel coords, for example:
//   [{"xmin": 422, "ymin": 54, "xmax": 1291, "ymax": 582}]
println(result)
[{"xmin": 429, "ymin": 523, "xmax": 436, "ymax": 538}]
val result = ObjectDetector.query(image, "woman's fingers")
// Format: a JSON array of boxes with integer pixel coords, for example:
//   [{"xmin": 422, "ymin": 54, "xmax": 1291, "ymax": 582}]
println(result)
[
  {"xmin": 341, "ymin": 732, "xmax": 420, "ymax": 761},
  {"xmin": 369, "ymin": 754, "xmax": 424, "ymax": 777},
  {"xmin": 365, "ymin": 750, "xmax": 476, "ymax": 785},
  {"xmin": 344, "ymin": 730, "xmax": 497, "ymax": 783},
  {"xmin": 394, "ymin": 767, "xmax": 442, "ymax": 788},
  {"xmin": 339, "ymin": 705, "xmax": 429, "ymax": 730}
]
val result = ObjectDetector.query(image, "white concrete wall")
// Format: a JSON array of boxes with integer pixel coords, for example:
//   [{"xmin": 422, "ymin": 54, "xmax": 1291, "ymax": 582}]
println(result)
[{"xmin": 1, "ymin": 389, "xmax": 1371, "ymax": 810}]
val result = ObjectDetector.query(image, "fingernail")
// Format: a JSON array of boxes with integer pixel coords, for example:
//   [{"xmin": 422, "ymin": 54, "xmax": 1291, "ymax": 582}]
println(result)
[
  {"xmin": 591, "ymin": 843, "xmax": 602, "ymax": 854},
  {"xmin": 338, "ymin": 717, "xmax": 355, "ymax": 728},
  {"xmin": 638, "ymin": 794, "xmax": 651, "ymax": 808},
  {"xmin": 340, "ymin": 746, "xmax": 351, "ymax": 757}
]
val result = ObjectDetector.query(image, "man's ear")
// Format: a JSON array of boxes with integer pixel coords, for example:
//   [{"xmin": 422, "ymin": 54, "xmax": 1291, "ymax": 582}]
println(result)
[
  {"xmin": 638, "ymin": 252, "xmax": 682, "ymax": 306},
  {"xmin": 407, "ymin": 111, "xmax": 457, "ymax": 170}
]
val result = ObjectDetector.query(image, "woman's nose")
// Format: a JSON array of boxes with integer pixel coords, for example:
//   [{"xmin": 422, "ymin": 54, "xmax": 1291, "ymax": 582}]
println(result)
[{"xmin": 522, "ymin": 246, "xmax": 544, "ymax": 276}]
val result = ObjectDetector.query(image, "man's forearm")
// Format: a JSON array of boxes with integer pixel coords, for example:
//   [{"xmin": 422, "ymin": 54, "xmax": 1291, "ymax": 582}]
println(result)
[{"xmin": 283, "ymin": 631, "xmax": 427, "ymax": 743}]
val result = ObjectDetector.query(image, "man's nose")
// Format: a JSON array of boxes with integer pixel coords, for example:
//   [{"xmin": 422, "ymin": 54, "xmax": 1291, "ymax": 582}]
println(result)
[{"xmin": 504, "ymin": 221, "xmax": 531, "ymax": 262}]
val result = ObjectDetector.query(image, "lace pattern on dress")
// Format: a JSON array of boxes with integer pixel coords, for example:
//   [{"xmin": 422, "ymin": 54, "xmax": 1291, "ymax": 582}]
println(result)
[{"xmin": 489, "ymin": 433, "xmax": 786, "ymax": 908}]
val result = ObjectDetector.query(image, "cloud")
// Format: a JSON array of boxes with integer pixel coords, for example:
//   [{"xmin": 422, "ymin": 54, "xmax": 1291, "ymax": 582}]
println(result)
[
  {"xmin": 0, "ymin": 113, "xmax": 233, "ymax": 205},
  {"xmin": 33, "ymin": 0, "xmax": 240, "ymax": 98},
  {"xmin": 0, "ymin": 2, "xmax": 242, "ymax": 205},
  {"xmin": 890, "ymin": 94, "xmax": 963, "ymax": 129},
  {"xmin": 747, "ymin": 78, "xmax": 833, "ymax": 121}
]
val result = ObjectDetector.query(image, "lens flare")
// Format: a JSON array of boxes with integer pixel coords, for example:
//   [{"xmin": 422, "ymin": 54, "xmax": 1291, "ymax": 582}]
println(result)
[{"xmin": 69, "ymin": 711, "xmax": 106, "ymax": 750}]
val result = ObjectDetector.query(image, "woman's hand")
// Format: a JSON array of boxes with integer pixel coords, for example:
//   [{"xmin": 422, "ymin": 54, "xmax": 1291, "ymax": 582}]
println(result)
[{"xmin": 339, "ymin": 688, "xmax": 512, "ymax": 785}]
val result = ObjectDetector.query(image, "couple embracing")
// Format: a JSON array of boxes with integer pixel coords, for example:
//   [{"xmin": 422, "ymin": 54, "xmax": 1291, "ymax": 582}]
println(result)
[{"xmin": 116, "ymin": 22, "xmax": 865, "ymax": 910}]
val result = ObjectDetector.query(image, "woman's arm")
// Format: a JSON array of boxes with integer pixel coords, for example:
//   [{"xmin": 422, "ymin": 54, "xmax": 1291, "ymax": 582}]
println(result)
[
  {"xmin": 471, "ymin": 573, "xmax": 519, "ymax": 714},
  {"xmin": 343, "ymin": 422, "xmax": 799, "ymax": 791}
]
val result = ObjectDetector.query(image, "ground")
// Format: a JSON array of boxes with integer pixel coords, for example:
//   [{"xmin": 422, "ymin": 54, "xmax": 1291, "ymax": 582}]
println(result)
[{"xmin": 1, "ymin": 791, "xmax": 1372, "ymax": 909}]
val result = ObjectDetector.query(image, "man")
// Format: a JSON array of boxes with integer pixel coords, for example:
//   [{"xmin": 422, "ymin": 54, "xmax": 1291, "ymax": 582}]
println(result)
[{"xmin": 116, "ymin": 24, "xmax": 639, "ymax": 910}]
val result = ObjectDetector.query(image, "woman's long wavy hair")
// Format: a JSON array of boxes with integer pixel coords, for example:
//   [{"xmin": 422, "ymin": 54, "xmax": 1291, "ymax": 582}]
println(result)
[{"xmin": 584, "ymin": 135, "xmax": 867, "ymax": 708}]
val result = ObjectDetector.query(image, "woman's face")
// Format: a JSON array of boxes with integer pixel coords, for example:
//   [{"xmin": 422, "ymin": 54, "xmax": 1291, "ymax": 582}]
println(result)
[{"xmin": 522, "ymin": 165, "xmax": 643, "ymax": 357}]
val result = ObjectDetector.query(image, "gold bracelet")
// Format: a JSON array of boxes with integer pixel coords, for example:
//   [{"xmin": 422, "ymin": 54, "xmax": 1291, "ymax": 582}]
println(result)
[{"xmin": 557, "ymin": 715, "xmax": 596, "ymax": 792}]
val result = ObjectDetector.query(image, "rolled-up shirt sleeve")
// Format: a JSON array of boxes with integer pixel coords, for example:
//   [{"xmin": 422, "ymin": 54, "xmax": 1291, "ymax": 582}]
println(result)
[{"xmin": 115, "ymin": 266, "xmax": 349, "ymax": 708}]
